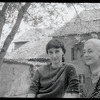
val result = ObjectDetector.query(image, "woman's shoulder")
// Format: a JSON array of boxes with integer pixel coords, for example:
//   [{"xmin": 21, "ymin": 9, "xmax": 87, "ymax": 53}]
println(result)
[{"xmin": 63, "ymin": 63, "xmax": 77, "ymax": 76}]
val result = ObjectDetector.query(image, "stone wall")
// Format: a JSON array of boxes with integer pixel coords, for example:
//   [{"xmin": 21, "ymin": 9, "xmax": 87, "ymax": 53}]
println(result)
[{"xmin": 0, "ymin": 62, "xmax": 31, "ymax": 97}]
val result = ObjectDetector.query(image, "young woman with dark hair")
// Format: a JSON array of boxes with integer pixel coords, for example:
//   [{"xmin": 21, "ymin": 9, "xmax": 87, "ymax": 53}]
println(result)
[{"xmin": 27, "ymin": 38, "xmax": 79, "ymax": 98}]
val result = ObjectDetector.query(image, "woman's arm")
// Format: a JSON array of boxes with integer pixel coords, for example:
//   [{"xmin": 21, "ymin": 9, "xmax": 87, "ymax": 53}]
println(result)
[
  {"xmin": 65, "ymin": 64, "xmax": 80, "ymax": 98},
  {"xmin": 27, "ymin": 93, "xmax": 35, "ymax": 98},
  {"xmin": 28, "ymin": 69, "xmax": 40, "ymax": 97}
]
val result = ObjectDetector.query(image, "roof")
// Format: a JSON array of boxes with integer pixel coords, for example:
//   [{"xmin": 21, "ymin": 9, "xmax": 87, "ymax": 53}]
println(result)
[
  {"xmin": 50, "ymin": 19, "xmax": 100, "ymax": 37},
  {"xmin": 3, "ymin": 58, "xmax": 48, "ymax": 66},
  {"xmin": 3, "ymin": 58, "xmax": 32, "ymax": 65},
  {"xmin": 50, "ymin": 8, "xmax": 100, "ymax": 37},
  {"xmin": 70, "ymin": 8, "xmax": 100, "ymax": 22},
  {"xmin": 14, "ymin": 27, "xmax": 55, "ymax": 43},
  {"xmin": 5, "ymin": 36, "xmax": 52, "ymax": 60}
]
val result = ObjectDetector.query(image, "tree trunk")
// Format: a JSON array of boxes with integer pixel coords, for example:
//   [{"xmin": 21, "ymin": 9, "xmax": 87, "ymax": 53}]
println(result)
[
  {"xmin": 0, "ymin": 3, "xmax": 31, "ymax": 70},
  {"xmin": 0, "ymin": 3, "xmax": 9, "ymax": 38}
]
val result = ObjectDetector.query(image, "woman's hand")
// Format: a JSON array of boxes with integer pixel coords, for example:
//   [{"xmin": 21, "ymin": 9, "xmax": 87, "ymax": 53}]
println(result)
[{"xmin": 26, "ymin": 94, "xmax": 35, "ymax": 98}]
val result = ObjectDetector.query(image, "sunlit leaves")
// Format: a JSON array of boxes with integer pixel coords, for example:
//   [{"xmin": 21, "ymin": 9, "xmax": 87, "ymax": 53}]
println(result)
[{"xmin": 23, "ymin": 3, "xmax": 71, "ymax": 27}]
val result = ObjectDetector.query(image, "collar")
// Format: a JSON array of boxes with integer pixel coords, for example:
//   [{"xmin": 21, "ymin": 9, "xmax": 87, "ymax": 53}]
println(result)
[
  {"xmin": 92, "ymin": 67, "xmax": 100, "ymax": 77},
  {"xmin": 91, "ymin": 67, "xmax": 100, "ymax": 83}
]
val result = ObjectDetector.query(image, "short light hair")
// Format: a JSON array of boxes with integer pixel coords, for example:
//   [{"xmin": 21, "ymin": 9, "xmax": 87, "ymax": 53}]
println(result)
[{"xmin": 84, "ymin": 38, "xmax": 100, "ymax": 52}]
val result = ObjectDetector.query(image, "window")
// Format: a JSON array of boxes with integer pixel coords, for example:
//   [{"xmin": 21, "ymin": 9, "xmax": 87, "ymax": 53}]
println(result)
[{"xmin": 71, "ymin": 47, "xmax": 78, "ymax": 60}]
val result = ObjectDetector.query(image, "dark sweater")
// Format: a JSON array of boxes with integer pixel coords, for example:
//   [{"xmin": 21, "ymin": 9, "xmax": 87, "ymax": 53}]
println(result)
[{"xmin": 29, "ymin": 63, "xmax": 79, "ymax": 98}]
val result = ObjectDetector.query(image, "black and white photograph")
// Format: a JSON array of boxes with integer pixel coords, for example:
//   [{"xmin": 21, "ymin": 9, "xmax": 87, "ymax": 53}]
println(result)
[{"xmin": 0, "ymin": 2, "xmax": 100, "ymax": 98}]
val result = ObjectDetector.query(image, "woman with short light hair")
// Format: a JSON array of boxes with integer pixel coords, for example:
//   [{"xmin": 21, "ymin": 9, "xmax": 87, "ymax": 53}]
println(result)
[{"xmin": 81, "ymin": 38, "xmax": 100, "ymax": 98}]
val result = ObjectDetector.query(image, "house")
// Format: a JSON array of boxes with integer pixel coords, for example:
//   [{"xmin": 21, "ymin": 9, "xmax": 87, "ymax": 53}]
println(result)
[
  {"xmin": 48, "ymin": 8, "xmax": 100, "ymax": 83},
  {"xmin": 5, "ymin": 36, "xmax": 52, "ymax": 60},
  {"xmin": 5, "ymin": 26, "xmax": 55, "ymax": 63},
  {"xmin": 13, "ymin": 27, "xmax": 55, "ymax": 50},
  {"xmin": 2, "ymin": 30, "xmax": 53, "ymax": 97},
  {"xmin": 3, "ymin": 27, "xmax": 56, "ymax": 97},
  {"xmin": 5, "ymin": 8, "xmax": 100, "ymax": 86}
]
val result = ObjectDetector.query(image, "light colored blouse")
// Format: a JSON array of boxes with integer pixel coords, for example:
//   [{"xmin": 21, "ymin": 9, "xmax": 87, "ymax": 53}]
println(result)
[{"xmin": 80, "ymin": 67, "xmax": 100, "ymax": 98}]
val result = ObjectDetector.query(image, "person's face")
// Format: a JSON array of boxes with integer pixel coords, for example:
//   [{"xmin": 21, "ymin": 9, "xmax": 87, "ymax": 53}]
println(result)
[
  {"xmin": 83, "ymin": 42, "xmax": 100, "ymax": 66},
  {"xmin": 47, "ymin": 48, "xmax": 64, "ymax": 65}
]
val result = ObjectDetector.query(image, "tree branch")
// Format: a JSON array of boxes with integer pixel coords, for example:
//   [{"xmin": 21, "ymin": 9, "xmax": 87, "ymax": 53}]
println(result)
[
  {"xmin": 71, "ymin": 3, "xmax": 82, "ymax": 23},
  {"xmin": 2, "ymin": 3, "xmax": 9, "ymax": 13},
  {"xmin": 50, "ymin": 4, "xmax": 64, "ymax": 21}
]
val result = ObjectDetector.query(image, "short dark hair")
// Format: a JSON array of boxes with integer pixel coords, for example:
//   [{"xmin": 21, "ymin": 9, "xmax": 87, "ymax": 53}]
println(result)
[{"xmin": 46, "ymin": 38, "xmax": 66, "ymax": 54}]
